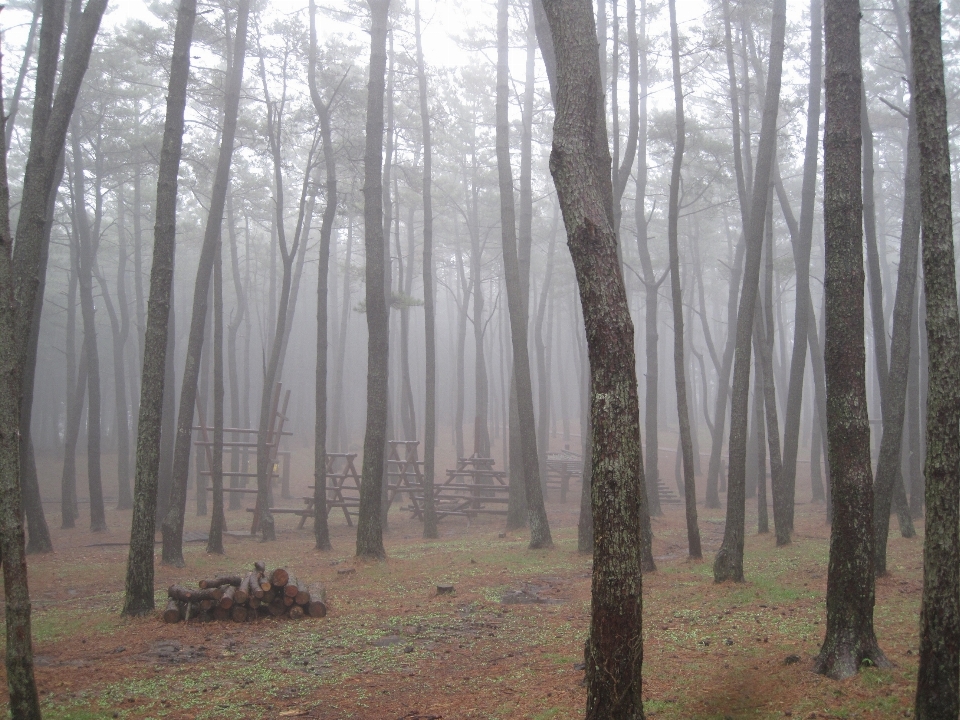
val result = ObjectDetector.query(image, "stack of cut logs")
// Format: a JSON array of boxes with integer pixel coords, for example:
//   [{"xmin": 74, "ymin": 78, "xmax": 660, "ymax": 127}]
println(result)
[{"xmin": 164, "ymin": 561, "xmax": 326, "ymax": 623}]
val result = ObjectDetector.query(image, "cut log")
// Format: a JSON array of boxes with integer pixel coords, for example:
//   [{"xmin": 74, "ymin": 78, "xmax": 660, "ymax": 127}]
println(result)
[
  {"xmin": 262, "ymin": 589, "xmax": 277, "ymax": 604},
  {"xmin": 163, "ymin": 600, "xmax": 182, "ymax": 623},
  {"xmin": 259, "ymin": 573, "xmax": 272, "ymax": 593},
  {"xmin": 234, "ymin": 576, "xmax": 250, "ymax": 606},
  {"xmin": 295, "ymin": 588, "xmax": 310, "ymax": 605},
  {"xmin": 168, "ymin": 584, "xmax": 222, "ymax": 604},
  {"xmin": 284, "ymin": 574, "xmax": 300, "ymax": 598},
  {"xmin": 306, "ymin": 584, "xmax": 327, "ymax": 617},
  {"xmin": 248, "ymin": 596, "xmax": 261, "ymax": 610},
  {"xmin": 231, "ymin": 605, "xmax": 248, "ymax": 623},
  {"xmin": 199, "ymin": 574, "xmax": 243, "ymax": 589},
  {"xmin": 437, "ymin": 584, "xmax": 454, "ymax": 595},
  {"xmin": 219, "ymin": 585, "xmax": 236, "ymax": 610},
  {"xmin": 270, "ymin": 567, "xmax": 289, "ymax": 587},
  {"xmin": 283, "ymin": 595, "xmax": 295, "ymax": 607},
  {"xmin": 199, "ymin": 598, "xmax": 216, "ymax": 611},
  {"xmin": 288, "ymin": 605, "xmax": 304, "ymax": 620},
  {"xmin": 213, "ymin": 606, "xmax": 231, "ymax": 622},
  {"xmin": 254, "ymin": 560, "xmax": 266, "ymax": 575},
  {"xmin": 268, "ymin": 598, "xmax": 286, "ymax": 616}
]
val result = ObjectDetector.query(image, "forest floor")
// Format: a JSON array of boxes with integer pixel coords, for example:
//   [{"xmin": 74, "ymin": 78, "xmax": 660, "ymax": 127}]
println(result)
[{"xmin": 0, "ymin": 460, "xmax": 923, "ymax": 719}]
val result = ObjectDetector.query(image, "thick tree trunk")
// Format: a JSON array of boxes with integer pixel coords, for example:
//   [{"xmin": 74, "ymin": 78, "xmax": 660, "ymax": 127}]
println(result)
[
  {"xmin": 911, "ymin": 0, "xmax": 960, "ymax": 714},
  {"xmin": 355, "ymin": 0, "xmax": 391, "ymax": 560},
  {"xmin": 123, "ymin": 0, "xmax": 197, "ymax": 616},
  {"xmin": 814, "ymin": 0, "xmax": 888, "ymax": 680},
  {"xmin": 0, "ymin": 40, "xmax": 43, "ymax": 715},
  {"xmin": 161, "ymin": 0, "xmax": 248, "ymax": 564},
  {"xmin": 539, "ymin": 1, "xmax": 645, "ymax": 715},
  {"xmin": 497, "ymin": 0, "xmax": 552, "ymax": 549}
]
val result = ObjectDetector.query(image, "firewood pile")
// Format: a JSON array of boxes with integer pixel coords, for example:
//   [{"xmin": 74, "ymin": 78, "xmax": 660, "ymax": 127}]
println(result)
[{"xmin": 163, "ymin": 561, "xmax": 327, "ymax": 623}]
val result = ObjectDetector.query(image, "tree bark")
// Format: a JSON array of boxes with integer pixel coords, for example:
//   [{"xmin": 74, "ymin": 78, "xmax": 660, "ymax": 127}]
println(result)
[
  {"xmin": 911, "ymin": 0, "xmax": 960, "ymax": 714},
  {"xmin": 355, "ymin": 0, "xmax": 391, "ymax": 560},
  {"xmin": 713, "ymin": 0, "xmax": 786, "ymax": 584},
  {"xmin": 0, "ymin": 32, "xmax": 43, "ymax": 715},
  {"xmin": 540, "ymin": 1, "xmax": 645, "ymax": 715},
  {"xmin": 123, "ymin": 0, "xmax": 197, "ymax": 616},
  {"xmin": 814, "ymin": 0, "xmax": 888, "ymax": 680}
]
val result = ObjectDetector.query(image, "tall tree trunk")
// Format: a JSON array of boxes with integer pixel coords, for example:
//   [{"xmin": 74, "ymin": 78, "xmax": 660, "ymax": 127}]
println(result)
[
  {"xmin": 912, "ymin": 0, "xmax": 960, "ymax": 713},
  {"xmin": 537, "ymin": 1, "xmax": 645, "ymax": 714},
  {"xmin": 713, "ymin": 0, "xmax": 786, "ymax": 584},
  {"xmin": 415, "ymin": 0, "xmax": 438, "ymax": 539},
  {"xmin": 667, "ymin": 0, "xmax": 701, "ymax": 560},
  {"xmin": 161, "ymin": 0, "xmax": 248, "ymax": 564},
  {"xmin": 706, "ymin": 0, "xmax": 750, "ymax": 510},
  {"xmin": 123, "ymin": 0, "xmax": 197, "ymax": 616},
  {"xmin": 873, "ymin": 101, "xmax": 921, "ymax": 575},
  {"xmin": 779, "ymin": 0, "xmax": 822, "ymax": 532},
  {"xmin": 355, "ymin": 0, "xmax": 391, "ymax": 560},
  {"xmin": 758, "ymin": 183, "xmax": 786, "ymax": 545},
  {"xmin": 332, "ymin": 220, "xmax": 353, "ymax": 452},
  {"xmin": 71, "ymin": 129, "xmax": 106, "ymax": 533},
  {"xmin": 309, "ymin": 0, "xmax": 337, "ymax": 552},
  {"xmin": 4, "ymin": 1, "xmax": 41, "ymax": 151},
  {"xmin": 225, "ymin": 194, "xmax": 245, "ymax": 510},
  {"xmin": 18, "ymin": 0, "xmax": 110, "ymax": 553},
  {"xmin": 814, "ymin": 0, "xmax": 889, "ymax": 679},
  {"xmin": 498, "ymin": 0, "xmax": 552, "ymax": 549},
  {"xmin": 635, "ymin": 0, "xmax": 662, "ymax": 520},
  {"xmin": 61, "ymin": 230, "xmax": 81, "ymax": 527},
  {"xmin": 0, "ymin": 48, "xmax": 42, "ymax": 712},
  {"xmin": 207, "ymin": 238, "xmax": 225, "ymax": 554}
]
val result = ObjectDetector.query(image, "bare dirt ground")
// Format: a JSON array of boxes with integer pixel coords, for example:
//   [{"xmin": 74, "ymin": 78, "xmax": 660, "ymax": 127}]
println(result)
[{"xmin": 1, "ymin": 453, "xmax": 923, "ymax": 719}]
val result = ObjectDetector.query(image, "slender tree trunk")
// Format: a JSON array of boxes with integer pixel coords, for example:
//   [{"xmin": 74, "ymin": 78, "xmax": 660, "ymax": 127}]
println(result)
[
  {"xmin": 912, "ymin": 0, "xmax": 960, "ymax": 713},
  {"xmin": 415, "ymin": 0, "xmax": 438, "ymax": 539},
  {"xmin": 753, "ymin": 347, "xmax": 768, "ymax": 533},
  {"xmin": 160, "ymin": 0, "xmax": 248, "ymax": 564},
  {"xmin": 713, "ymin": 0, "xmax": 786, "ymax": 584},
  {"xmin": 225, "ymin": 194, "xmax": 245, "ymax": 510},
  {"xmin": 309, "ymin": 0, "xmax": 337, "ymax": 552},
  {"xmin": 635, "ymin": 0, "xmax": 661, "ymax": 519},
  {"xmin": 667, "ymin": 0, "xmax": 701, "ymax": 560},
  {"xmin": 61, "ymin": 231, "xmax": 81, "ymax": 527},
  {"xmin": 123, "ymin": 0, "xmax": 197, "ymax": 616},
  {"xmin": 71, "ymin": 130, "xmax": 106, "ymax": 532},
  {"xmin": 873, "ymin": 101, "xmax": 921, "ymax": 575},
  {"xmin": 814, "ymin": 0, "xmax": 889, "ymax": 679},
  {"xmin": 498, "ymin": 0, "xmax": 551, "ymax": 548},
  {"xmin": 332, "ymin": 220, "xmax": 353, "ymax": 453},
  {"xmin": 355, "ymin": 0, "xmax": 391, "ymax": 560},
  {"xmin": 4, "ymin": 1, "xmax": 41, "ymax": 151},
  {"xmin": 207, "ymin": 238, "xmax": 225, "ymax": 554},
  {"xmin": 779, "ymin": 0, "xmax": 822, "ymax": 534}
]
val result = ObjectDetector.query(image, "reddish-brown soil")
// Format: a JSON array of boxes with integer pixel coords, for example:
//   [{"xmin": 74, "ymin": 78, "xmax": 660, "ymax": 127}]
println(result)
[{"xmin": 1, "ymin": 453, "xmax": 923, "ymax": 719}]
